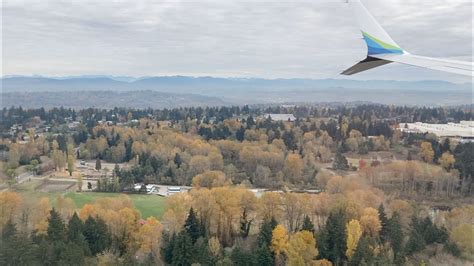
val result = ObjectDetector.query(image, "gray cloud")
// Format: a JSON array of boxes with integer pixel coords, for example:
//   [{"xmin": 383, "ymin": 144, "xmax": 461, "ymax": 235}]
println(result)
[{"xmin": 2, "ymin": 0, "xmax": 472, "ymax": 82}]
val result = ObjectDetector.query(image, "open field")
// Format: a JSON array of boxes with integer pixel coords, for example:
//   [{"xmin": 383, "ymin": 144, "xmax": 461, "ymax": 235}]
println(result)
[
  {"xmin": 13, "ymin": 179, "xmax": 167, "ymax": 219},
  {"xmin": 64, "ymin": 192, "xmax": 167, "ymax": 219}
]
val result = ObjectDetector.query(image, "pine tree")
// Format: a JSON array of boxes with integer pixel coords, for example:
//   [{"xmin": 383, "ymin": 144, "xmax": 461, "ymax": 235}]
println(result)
[
  {"xmin": 301, "ymin": 215, "xmax": 315, "ymax": 234},
  {"xmin": 257, "ymin": 217, "xmax": 278, "ymax": 247},
  {"xmin": 333, "ymin": 150, "xmax": 349, "ymax": 171},
  {"xmin": 83, "ymin": 216, "xmax": 111, "ymax": 256},
  {"xmin": 387, "ymin": 212, "xmax": 404, "ymax": 264},
  {"xmin": 405, "ymin": 217, "xmax": 425, "ymax": 255},
  {"xmin": 160, "ymin": 232, "xmax": 176, "ymax": 265},
  {"xmin": 231, "ymin": 246, "xmax": 257, "ymax": 266},
  {"xmin": 184, "ymin": 208, "xmax": 201, "ymax": 244},
  {"xmin": 173, "ymin": 153, "xmax": 183, "ymax": 168},
  {"xmin": 350, "ymin": 236, "xmax": 373, "ymax": 266},
  {"xmin": 171, "ymin": 231, "xmax": 194, "ymax": 266},
  {"xmin": 378, "ymin": 204, "xmax": 389, "ymax": 243},
  {"xmin": 236, "ymin": 126, "xmax": 246, "ymax": 142},
  {"xmin": 320, "ymin": 210, "xmax": 347, "ymax": 264},
  {"xmin": 67, "ymin": 212, "xmax": 89, "ymax": 255},
  {"xmin": 0, "ymin": 221, "xmax": 38, "ymax": 266},
  {"xmin": 95, "ymin": 158, "xmax": 102, "ymax": 171},
  {"xmin": 47, "ymin": 208, "xmax": 66, "ymax": 242},
  {"xmin": 256, "ymin": 244, "xmax": 273, "ymax": 266}
]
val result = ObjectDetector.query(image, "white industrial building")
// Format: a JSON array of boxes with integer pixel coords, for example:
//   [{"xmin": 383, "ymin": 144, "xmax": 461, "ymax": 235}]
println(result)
[
  {"xmin": 400, "ymin": 121, "xmax": 474, "ymax": 142},
  {"xmin": 264, "ymin": 114, "xmax": 296, "ymax": 122}
]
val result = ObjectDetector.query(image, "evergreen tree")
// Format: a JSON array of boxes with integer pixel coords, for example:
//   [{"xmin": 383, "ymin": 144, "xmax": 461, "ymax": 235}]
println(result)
[
  {"xmin": 193, "ymin": 237, "xmax": 213, "ymax": 265},
  {"xmin": 0, "ymin": 222, "xmax": 38, "ymax": 266},
  {"xmin": 171, "ymin": 231, "xmax": 194, "ymax": 266},
  {"xmin": 301, "ymin": 215, "xmax": 315, "ymax": 234},
  {"xmin": 184, "ymin": 208, "xmax": 201, "ymax": 244},
  {"xmin": 95, "ymin": 158, "xmax": 102, "ymax": 170},
  {"xmin": 83, "ymin": 216, "xmax": 111, "ymax": 256},
  {"xmin": 378, "ymin": 204, "xmax": 389, "ymax": 243},
  {"xmin": 405, "ymin": 217, "xmax": 426, "ymax": 255},
  {"xmin": 236, "ymin": 126, "xmax": 246, "ymax": 142},
  {"xmin": 160, "ymin": 232, "xmax": 176, "ymax": 265},
  {"xmin": 387, "ymin": 212, "xmax": 404, "ymax": 264},
  {"xmin": 231, "ymin": 246, "xmax": 257, "ymax": 266},
  {"xmin": 256, "ymin": 244, "xmax": 273, "ymax": 266},
  {"xmin": 173, "ymin": 153, "xmax": 183, "ymax": 168},
  {"xmin": 333, "ymin": 150, "xmax": 349, "ymax": 171},
  {"xmin": 67, "ymin": 212, "xmax": 89, "ymax": 255},
  {"xmin": 257, "ymin": 217, "xmax": 277, "ymax": 247},
  {"xmin": 319, "ymin": 210, "xmax": 347, "ymax": 264},
  {"xmin": 350, "ymin": 236, "xmax": 373, "ymax": 266},
  {"xmin": 47, "ymin": 208, "xmax": 66, "ymax": 242}
]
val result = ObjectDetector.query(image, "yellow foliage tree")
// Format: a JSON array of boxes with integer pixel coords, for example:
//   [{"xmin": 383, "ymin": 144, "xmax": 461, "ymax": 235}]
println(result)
[
  {"xmin": 420, "ymin": 142, "xmax": 434, "ymax": 163},
  {"xmin": 346, "ymin": 219, "xmax": 363, "ymax": 259},
  {"xmin": 33, "ymin": 197, "xmax": 51, "ymax": 235},
  {"xmin": 360, "ymin": 207, "xmax": 381, "ymax": 238},
  {"xmin": 439, "ymin": 152, "xmax": 455, "ymax": 171},
  {"xmin": 287, "ymin": 230, "xmax": 318, "ymax": 266},
  {"xmin": 135, "ymin": 217, "xmax": 163, "ymax": 262},
  {"xmin": 271, "ymin": 224, "xmax": 289, "ymax": 257},
  {"xmin": 0, "ymin": 191, "xmax": 22, "ymax": 228}
]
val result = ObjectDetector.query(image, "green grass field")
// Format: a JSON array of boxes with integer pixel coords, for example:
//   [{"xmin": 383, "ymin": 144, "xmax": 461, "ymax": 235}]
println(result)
[
  {"xmin": 64, "ymin": 192, "xmax": 167, "ymax": 219},
  {"xmin": 15, "ymin": 179, "xmax": 167, "ymax": 219}
]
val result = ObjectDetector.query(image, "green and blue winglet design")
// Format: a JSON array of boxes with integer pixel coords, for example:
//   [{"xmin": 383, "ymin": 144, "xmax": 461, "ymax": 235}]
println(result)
[{"xmin": 362, "ymin": 31, "xmax": 404, "ymax": 55}]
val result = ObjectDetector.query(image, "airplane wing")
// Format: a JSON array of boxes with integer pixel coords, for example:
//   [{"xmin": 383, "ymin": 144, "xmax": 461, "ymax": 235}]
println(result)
[{"xmin": 342, "ymin": 0, "xmax": 474, "ymax": 77}]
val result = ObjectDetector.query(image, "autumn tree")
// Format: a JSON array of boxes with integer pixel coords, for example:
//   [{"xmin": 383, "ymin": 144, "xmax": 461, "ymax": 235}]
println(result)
[
  {"xmin": 345, "ymin": 219, "xmax": 362, "ymax": 260},
  {"xmin": 420, "ymin": 142, "xmax": 434, "ymax": 163},
  {"xmin": 287, "ymin": 230, "xmax": 318, "ymax": 266},
  {"xmin": 136, "ymin": 217, "xmax": 163, "ymax": 262},
  {"xmin": 360, "ymin": 207, "xmax": 381, "ymax": 238},
  {"xmin": 0, "ymin": 191, "xmax": 22, "ymax": 229},
  {"xmin": 439, "ymin": 152, "xmax": 455, "ymax": 171},
  {"xmin": 271, "ymin": 224, "xmax": 289, "ymax": 264},
  {"xmin": 192, "ymin": 170, "xmax": 228, "ymax": 188}
]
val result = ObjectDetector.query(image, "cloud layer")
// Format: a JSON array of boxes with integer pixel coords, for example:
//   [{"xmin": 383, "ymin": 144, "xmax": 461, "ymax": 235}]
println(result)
[{"xmin": 2, "ymin": 0, "xmax": 472, "ymax": 82}]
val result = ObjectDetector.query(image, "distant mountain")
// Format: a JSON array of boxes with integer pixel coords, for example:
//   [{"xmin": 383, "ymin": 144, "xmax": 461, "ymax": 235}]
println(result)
[
  {"xmin": 1, "ymin": 76, "xmax": 472, "ymax": 107},
  {"xmin": 2, "ymin": 76, "xmax": 471, "ymax": 93},
  {"xmin": 1, "ymin": 90, "xmax": 227, "ymax": 109}
]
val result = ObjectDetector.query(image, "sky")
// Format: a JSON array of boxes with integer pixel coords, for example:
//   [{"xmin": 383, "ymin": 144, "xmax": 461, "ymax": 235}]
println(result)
[{"xmin": 2, "ymin": 0, "xmax": 473, "ymax": 83}]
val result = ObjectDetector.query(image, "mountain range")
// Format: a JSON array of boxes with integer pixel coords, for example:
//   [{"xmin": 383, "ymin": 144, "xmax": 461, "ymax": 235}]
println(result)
[{"xmin": 1, "ymin": 76, "xmax": 472, "ymax": 108}]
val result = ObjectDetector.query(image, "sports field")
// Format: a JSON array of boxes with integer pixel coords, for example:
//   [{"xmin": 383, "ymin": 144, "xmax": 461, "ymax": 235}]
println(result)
[
  {"xmin": 15, "ymin": 179, "xmax": 167, "ymax": 219},
  {"xmin": 65, "ymin": 192, "xmax": 167, "ymax": 219}
]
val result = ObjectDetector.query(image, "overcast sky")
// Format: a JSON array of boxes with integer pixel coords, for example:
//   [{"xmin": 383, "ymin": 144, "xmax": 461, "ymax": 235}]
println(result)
[{"xmin": 2, "ymin": 0, "xmax": 472, "ymax": 82}]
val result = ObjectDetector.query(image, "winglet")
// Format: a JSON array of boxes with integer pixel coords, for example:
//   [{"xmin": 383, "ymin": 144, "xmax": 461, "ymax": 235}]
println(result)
[
  {"xmin": 342, "ymin": 0, "xmax": 405, "ymax": 75},
  {"xmin": 348, "ymin": 0, "xmax": 405, "ymax": 55}
]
